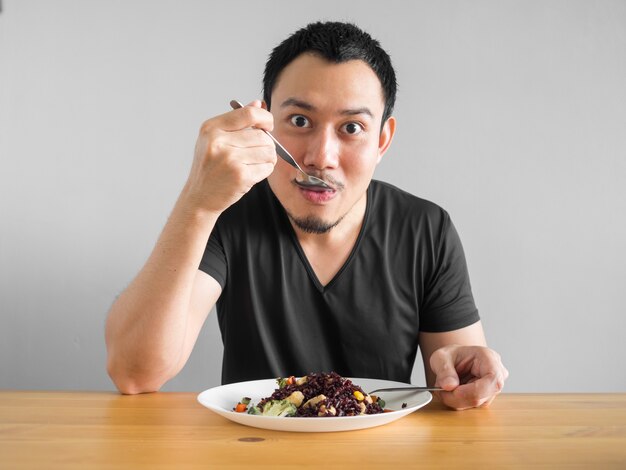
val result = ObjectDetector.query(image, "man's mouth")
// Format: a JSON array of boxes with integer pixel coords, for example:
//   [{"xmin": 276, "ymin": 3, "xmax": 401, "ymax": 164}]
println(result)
[
  {"xmin": 294, "ymin": 181, "xmax": 334, "ymax": 192},
  {"xmin": 294, "ymin": 173, "xmax": 343, "ymax": 192},
  {"xmin": 294, "ymin": 180, "xmax": 338, "ymax": 203}
]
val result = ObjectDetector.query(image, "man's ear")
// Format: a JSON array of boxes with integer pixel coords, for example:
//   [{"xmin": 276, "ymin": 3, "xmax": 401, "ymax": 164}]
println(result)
[
  {"xmin": 261, "ymin": 100, "xmax": 269, "ymax": 110},
  {"xmin": 377, "ymin": 116, "xmax": 396, "ymax": 164}
]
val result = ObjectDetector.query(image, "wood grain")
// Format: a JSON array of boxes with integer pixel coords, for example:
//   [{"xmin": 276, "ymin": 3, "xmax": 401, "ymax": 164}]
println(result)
[{"xmin": 1, "ymin": 392, "xmax": 625, "ymax": 469}]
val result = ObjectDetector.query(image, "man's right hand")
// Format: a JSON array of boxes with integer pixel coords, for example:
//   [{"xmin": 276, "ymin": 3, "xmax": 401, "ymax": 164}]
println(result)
[
  {"xmin": 184, "ymin": 100, "xmax": 277, "ymax": 215},
  {"xmin": 106, "ymin": 100, "xmax": 276, "ymax": 394}
]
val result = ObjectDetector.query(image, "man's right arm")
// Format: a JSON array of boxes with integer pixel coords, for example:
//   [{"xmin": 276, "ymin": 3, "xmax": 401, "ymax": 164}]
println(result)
[{"xmin": 105, "ymin": 101, "xmax": 277, "ymax": 394}]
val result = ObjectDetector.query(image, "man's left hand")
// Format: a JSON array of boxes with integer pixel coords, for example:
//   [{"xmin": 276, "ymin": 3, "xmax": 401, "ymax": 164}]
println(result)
[{"xmin": 429, "ymin": 344, "xmax": 509, "ymax": 410}]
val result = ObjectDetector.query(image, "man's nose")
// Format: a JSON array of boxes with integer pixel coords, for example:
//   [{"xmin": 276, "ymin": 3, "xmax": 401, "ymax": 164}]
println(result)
[{"xmin": 301, "ymin": 127, "xmax": 339, "ymax": 171}]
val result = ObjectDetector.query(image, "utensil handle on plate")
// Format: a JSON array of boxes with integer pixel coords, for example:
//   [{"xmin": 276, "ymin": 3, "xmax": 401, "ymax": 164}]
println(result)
[{"xmin": 369, "ymin": 386, "xmax": 443, "ymax": 394}]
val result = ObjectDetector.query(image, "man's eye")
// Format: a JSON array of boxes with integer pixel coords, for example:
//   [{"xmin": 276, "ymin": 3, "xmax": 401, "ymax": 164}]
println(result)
[
  {"xmin": 290, "ymin": 115, "xmax": 310, "ymax": 128},
  {"xmin": 342, "ymin": 122, "xmax": 364, "ymax": 135}
]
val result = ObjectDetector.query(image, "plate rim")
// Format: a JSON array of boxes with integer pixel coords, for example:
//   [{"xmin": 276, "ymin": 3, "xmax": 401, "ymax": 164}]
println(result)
[{"xmin": 197, "ymin": 376, "xmax": 432, "ymax": 432}]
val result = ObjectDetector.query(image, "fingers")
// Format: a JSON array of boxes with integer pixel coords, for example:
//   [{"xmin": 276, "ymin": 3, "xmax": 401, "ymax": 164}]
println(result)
[
  {"xmin": 429, "ymin": 346, "xmax": 461, "ymax": 391},
  {"xmin": 215, "ymin": 100, "xmax": 274, "ymax": 132},
  {"xmin": 184, "ymin": 100, "xmax": 278, "ymax": 214},
  {"xmin": 243, "ymin": 161, "xmax": 276, "ymax": 184},
  {"xmin": 196, "ymin": 101, "xmax": 276, "ymax": 165},
  {"xmin": 430, "ymin": 345, "xmax": 509, "ymax": 411},
  {"xmin": 194, "ymin": 129, "xmax": 276, "ymax": 180},
  {"xmin": 437, "ymin": 372, "xmax": 504, "ymax": 411},
  {"xmin": 221, "ymin": 128, "xmax": 277, "ymax": 163},
  {"xmin": 227, "ymin": 143, "xmax": 277, "ymax": 166}
]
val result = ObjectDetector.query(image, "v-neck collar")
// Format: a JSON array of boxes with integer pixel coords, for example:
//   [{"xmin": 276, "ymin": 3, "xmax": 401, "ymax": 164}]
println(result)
[{"xmin": 270, "ymin": 182, "xmax": 372, "ymax": 293}]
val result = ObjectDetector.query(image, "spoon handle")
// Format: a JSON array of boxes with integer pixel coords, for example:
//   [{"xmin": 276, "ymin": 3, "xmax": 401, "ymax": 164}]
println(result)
[
  {"xmin": 368, "ymin": 386, "xmax": 443, "ymax": 394},
  {"xmin": 229, "ymin": 99, "xmax": 332, "ymax": 189},
  {"xmin": 229, "ymin": 100, "xmax": 300, "ymax": 171}
]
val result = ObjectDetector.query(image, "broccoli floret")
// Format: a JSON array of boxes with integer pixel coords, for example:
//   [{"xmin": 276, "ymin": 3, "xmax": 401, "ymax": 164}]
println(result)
[
  {"xmin": 276, "ymin": 376, "xmax": 296, "ymax": 388},
  {"xmin": 260, "ymin": 399, "xmax": 297, "ymax": 417}
]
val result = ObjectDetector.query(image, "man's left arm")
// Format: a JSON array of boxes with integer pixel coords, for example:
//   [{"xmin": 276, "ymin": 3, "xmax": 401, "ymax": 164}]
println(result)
[{"xmin": 419, "ymin": 321, "xmax": 509, "ymax": 410}]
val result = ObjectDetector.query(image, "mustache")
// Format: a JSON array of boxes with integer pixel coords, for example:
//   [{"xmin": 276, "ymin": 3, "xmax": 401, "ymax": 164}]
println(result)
[{"xmin": 302, "ymin": 172, "xmax": 345, "ymax": 190}]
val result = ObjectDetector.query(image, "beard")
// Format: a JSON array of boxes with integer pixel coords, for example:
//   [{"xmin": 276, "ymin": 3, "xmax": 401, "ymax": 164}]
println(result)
[
  {"xmin": 282, "ymin": 176, "xmax": 350, "ymax": 234},
  {"xmin": 286, "ymin": 212, "xmax": 344, "ymax": 234}
]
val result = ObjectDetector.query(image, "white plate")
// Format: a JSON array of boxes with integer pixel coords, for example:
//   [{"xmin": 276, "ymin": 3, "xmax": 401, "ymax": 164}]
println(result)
[{"xmin": 197, "ymin": 377, "xmax": 432, "ymax": 432}]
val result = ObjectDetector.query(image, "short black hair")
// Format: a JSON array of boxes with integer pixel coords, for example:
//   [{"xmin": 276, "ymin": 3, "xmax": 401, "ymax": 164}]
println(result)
[{"xmin": 263, "ymin": 21, "xmax": 397, "ymax": 125}]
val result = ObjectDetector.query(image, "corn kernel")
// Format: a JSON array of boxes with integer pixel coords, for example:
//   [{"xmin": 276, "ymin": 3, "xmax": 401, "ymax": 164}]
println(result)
[{"xmin": 353, "ymin": 390, "xmax": 364, "ymax": 401}]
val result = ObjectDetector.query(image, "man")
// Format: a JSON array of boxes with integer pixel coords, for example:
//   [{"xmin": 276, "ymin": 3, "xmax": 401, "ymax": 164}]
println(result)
[{"xmin": 105, "ymin": 21, "xmax": 508, "ymax": 410}]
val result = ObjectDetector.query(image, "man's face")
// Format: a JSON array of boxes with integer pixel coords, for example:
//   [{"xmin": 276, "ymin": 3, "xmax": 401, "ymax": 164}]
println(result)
[{"xmin": 267, "ymin": 53, "xmax": 395, "ymax": 234}]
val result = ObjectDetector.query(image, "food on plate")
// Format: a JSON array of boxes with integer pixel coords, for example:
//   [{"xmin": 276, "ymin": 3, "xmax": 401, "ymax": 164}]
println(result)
[
  {"xmin": 233, "ymin": 372, "xmax": 387, "ymax": 417},
  {"xmin": 234, "ymin": 397, "xmax": 251, "ymax": 413}
]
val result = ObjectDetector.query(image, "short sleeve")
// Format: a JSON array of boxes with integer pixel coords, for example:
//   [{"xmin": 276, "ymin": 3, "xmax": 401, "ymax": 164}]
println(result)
[
  {"xmin": 198, "ymin": 228, "xmax": 227, "ymax": 289},
  {"xmin": 419, "ymin": 213, "xmax": 480, "ymax": 332}
]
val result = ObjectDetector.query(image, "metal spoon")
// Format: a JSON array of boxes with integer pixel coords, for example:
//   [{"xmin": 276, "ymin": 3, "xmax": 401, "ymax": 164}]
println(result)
[
  {"xmin": 229, "ymin": 100, "xmax": 332, "ymax": 190},
  {"xmin": 368, "ymin": 386, "xmax": 443, "ymax": 394}
]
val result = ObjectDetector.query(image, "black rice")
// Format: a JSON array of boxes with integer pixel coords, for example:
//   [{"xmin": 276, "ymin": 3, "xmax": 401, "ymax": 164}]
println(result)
[{"xmin": 258, "ymin": 372, "xmax": 384, "ymax": 417}]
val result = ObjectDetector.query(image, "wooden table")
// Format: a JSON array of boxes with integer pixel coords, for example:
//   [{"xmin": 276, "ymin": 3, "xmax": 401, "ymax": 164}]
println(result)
[{"xmin": 1, "ymin": 391, "xmax": 625, "ymax": 469}]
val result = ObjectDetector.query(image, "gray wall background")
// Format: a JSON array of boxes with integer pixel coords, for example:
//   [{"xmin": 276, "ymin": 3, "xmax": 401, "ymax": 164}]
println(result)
[{"xmin": 1, "ymin": 0, "xmax": 625, "ymax": 393}]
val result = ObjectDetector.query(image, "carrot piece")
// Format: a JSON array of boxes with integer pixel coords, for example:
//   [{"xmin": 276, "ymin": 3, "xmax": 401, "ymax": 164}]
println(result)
[{"xmin": 235, "ymin": 403, "xmax": 247, "ymax": 413}]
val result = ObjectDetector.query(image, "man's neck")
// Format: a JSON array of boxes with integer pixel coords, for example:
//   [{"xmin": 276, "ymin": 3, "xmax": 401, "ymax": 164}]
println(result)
[
  {"xmin": 292, "ymin": 193, "xmax": 367, "ymax": 247},
  {"xmin": 292, "ymin": 194, "xmax": 367, "ymax": 286}
]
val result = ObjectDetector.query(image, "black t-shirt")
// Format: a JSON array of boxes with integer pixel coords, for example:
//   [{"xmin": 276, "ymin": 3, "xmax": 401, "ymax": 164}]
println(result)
[{"xmin": 199, "ymin": 179, "xmax": 479, "ymax": 384}]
